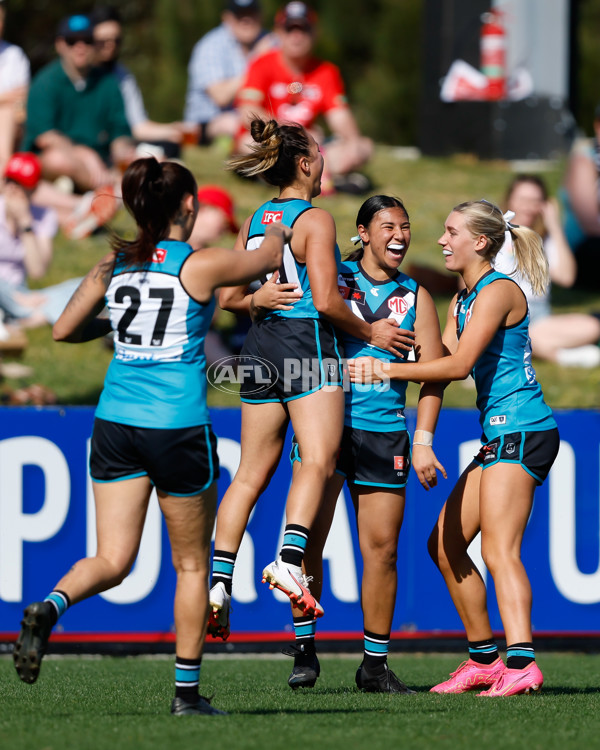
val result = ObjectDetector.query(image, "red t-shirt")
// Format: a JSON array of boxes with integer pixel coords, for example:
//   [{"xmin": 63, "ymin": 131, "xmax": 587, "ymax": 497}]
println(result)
[{"xmin": 237, "ymin": 48, "xmax": 348, "ymax": 130}]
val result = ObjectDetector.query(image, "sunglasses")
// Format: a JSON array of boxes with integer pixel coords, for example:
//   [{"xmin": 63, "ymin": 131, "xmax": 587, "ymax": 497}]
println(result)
[
  {"xmin": 64, "ymin": 36, "xmax": 94, "ymax": 46},
  {"xmin": 94, "ymin": 37, "xmax": 122, "ymax": 48}
]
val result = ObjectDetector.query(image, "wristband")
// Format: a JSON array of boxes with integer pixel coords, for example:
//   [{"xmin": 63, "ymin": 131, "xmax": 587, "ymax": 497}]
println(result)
[
  {"xmin": 20, "ymin": 225, "xmax": 34, "ymax": 233},
  {"xmin": 413, "ymin": 429, "xmax": 433, "ymax": 447}
]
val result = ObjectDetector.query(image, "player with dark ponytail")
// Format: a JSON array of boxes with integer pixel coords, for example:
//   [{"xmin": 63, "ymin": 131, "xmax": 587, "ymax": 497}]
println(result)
[{"xmin": 13, "ymin": 157, "xmax": 288, "ymax": 716}]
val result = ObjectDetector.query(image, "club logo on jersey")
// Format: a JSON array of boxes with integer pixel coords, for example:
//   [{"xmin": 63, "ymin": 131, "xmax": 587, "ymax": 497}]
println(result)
[
  {"xmin": 338, "ymin": 285, "xmax": 351, "ymax": 299},
  {"xmin": 152, "ymin": 248, "xmax": 167, "ymax": 263},
  {"xmin": 489, "ymin": 415, "xmax": 506, "ymax": 426},
  {"xmin": 388, "ymin": 296, "xmax": 408, "ymax": 315},
  {"xmin": 370, "ymin": 288, "xmax": 379, "ymax": 297},
  {"xmin": 394, "ymin": 456, "xmax": 405, "ymax": 470},
  {"xmin": 261, "ymin": 210, "xmax": 283, "ymax": 224}
]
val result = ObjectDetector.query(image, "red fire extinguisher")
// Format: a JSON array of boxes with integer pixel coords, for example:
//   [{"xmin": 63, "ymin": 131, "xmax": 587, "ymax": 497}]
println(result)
[{"xmin": 480, "ymin": 9, "xmax": 507, "ymax": 100}]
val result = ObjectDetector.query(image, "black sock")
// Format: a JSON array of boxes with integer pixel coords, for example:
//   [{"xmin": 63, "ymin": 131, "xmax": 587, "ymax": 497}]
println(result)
[
  {"xmin": 506, "ymin": 642, "xmax": 535, "ymax": 669},
  {"xmin": 175, "ymin": 656, "xmax": 201, "ymax": 702},
  {"xmin": 468, "ymin": 638, "xmax": 499, "ymax": 665},
  {"xmin": 210, "ymin": 550, "xmax": 236, "ymax": 595},
  {"xmin": 279, "ymin": 524, "xmax": 309, "ymax": 567},
  {"xmin": 363, "ymin": 630, "xmax": 390, "ymax": 672}
]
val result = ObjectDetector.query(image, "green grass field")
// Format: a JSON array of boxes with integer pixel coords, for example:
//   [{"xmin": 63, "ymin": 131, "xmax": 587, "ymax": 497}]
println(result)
[
  {"xmin": 2, "ymin": 652, "xmax": 600, "ymax": 750},
  {"xmin": 4, "ymin": 142, "xmax": 599, "ymax": 409}
]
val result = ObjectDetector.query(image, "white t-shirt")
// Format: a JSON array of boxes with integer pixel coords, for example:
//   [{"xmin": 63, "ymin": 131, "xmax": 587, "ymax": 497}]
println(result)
[
  {"xmin": 0, "ymin": 41, "xmax": 30, "ymax": 94},
  {"xmin": 0, "ymin": 196, "xmax": 58, "ymax": 287}
]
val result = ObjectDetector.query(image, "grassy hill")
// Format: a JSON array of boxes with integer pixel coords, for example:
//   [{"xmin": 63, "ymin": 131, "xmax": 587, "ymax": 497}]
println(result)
[{"xmin": 7, "ymin": 142, "xmax": 600, "ymax": 409}]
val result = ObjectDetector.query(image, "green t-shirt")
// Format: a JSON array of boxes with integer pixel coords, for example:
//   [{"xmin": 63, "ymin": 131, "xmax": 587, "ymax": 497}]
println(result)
[{"xmin": 23, "ymin": 59, "xmax": 131, "ymax": 163}]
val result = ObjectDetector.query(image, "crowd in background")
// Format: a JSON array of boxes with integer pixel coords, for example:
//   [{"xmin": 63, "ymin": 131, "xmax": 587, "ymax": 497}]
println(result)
[{"xmin": 0, "ymin": 0, "xmax": 599, "ymax": 378}]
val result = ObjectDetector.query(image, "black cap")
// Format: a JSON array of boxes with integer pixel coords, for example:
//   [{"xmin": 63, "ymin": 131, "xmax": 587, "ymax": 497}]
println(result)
[
  {"xmin": 56, "ymin": 14, "xmax": 93, "ymax": 41},
  {"xmin": 274, "ymin": 2, "xmax": 317, "ymax": 30},
  {"xmin": 226, "ymin": 0, "xmax": 261, "ymax": 14}
]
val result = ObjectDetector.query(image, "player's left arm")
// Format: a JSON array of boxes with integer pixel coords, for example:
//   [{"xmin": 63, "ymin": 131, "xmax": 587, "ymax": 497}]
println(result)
[{"xmin": 53, "ymin": 253, "xmax": 114, "ymax": 343}]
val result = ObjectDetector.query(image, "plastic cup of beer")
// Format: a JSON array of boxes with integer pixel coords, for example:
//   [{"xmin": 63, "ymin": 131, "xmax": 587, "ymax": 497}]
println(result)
[{"xmin": 182, "ymin": 123, "xmax": 200, "ymax": 147}]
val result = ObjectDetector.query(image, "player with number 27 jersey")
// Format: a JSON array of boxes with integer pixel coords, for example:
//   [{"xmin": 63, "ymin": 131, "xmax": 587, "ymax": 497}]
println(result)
[{"xmin": 96, "ymin": 240, "xmax": 214, "ymax": 429}]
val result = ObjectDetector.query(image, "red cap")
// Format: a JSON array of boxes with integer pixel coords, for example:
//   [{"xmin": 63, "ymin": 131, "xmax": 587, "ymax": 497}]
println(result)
[
  {"xmin": 4, "ymin": 152, "xmax": 42, "ymax": 190},
  {"xmin": 197, "ymin": 185, "xmax": 239, "ymax": 233}
]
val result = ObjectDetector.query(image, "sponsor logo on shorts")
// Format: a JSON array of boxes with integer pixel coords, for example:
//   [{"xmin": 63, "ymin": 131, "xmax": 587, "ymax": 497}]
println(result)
[
  {"xmin": 261, "ymin": 210, "xmax": 283, "ymax": 224},
  {"xmin": 477, "ymin": 443, "xmax": 497, "ymax": 462},
  {"xmin": 152, "ymin": 248, "xmax": 167, "ymax": 263},
  {"xmin": 394, "ymin": 456, "xmax": 405, "ymax": 470},
  {"xmin": 490, "ymin": 415, "xmax": 506, "ymax": 426}
]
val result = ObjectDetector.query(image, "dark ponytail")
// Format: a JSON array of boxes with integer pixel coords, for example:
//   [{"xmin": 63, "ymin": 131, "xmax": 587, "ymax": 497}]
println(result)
[{"xmin": 112, "ymin": 157, "xmax": 197, "ymax": 266}]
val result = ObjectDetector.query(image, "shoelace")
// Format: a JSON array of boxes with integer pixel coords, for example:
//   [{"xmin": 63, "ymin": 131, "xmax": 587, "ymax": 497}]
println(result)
[
  {"xmin": 449, "ymin": 660, "xmax": 469, "ymax": 677},
  {"xmin": 299, "ymin": 574, "xmax": 314, "ymax": 589}
]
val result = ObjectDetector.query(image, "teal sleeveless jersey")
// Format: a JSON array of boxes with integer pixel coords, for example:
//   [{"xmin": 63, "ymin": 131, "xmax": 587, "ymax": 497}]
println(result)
[
  {"xmin": 247, "ymin": 197, "xmax": 341, "ymax": 320},
  {"xmin": 338, "ymin": 260, "xmax": 418, "ymax": 432},
  {"xmin": 96, "ymin": 240, "xmax": 214, "ymax": 429},
  {"xmin": 456, "ymin": 269, "xmax": 556, "ymax": 441}
]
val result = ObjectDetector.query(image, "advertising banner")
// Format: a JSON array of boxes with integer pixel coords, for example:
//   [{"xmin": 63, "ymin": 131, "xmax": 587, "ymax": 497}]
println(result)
[{"xmin": 1, "ymin": 407, "xmax": 599, "ymax": 642}]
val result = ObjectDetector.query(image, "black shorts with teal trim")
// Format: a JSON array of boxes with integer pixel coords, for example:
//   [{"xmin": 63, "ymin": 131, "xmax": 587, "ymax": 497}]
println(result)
[
  {"xmin": 90, "ymin": 417, "xmax": 220, "ymax": 496},
  {"xmin": 240, "ymin": 316, "xmax": 343, "ymax": 403},
  {"xmin": 473, "ymin": 428, "xmax": 559, "ymax": 485},
  {"xmin": 291, "ymin": 426, "xmax": 411, "ymax": 489}
]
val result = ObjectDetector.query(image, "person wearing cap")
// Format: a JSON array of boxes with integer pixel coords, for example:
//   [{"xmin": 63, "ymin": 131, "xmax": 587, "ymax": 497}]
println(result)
[
  {"xmin": 0, "ymin": 1, "xmax": 30, "ymax": 173},
  {"xmin": 0, "ymin": 152, "xmax": 83, "ymax": 330},
  {"xmin": 235, "ymin": 1, "xmax": 373, "ymax": 194},
  {"xmin": 91, "ymin": 5, "xmax": 185, "ymax": 159},
  {"xmin": 189, "ymin": 185, "xmax": 239, "ymax": 251},
  {"xmin": 188, "ymin": 185, "xmax": 243, "ymax": 366},
  {"xmin": 184, "ymin": 0, "xmax": 273, "ymax": 145},
  {"xmin": 22, "ymin": 14, "xmax": 135, "ymax": 194}
]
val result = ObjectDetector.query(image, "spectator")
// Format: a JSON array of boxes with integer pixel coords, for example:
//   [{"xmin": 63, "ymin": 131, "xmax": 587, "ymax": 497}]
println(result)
[
  {"xmin": 189, "ymin": 185, "xmax": 239, "ymax": 251},
  {"xmin": 184, "ymin": 0, "xmax": 271, "ymax": 146},
  {"xmin": 188, "ymin": 185, "xmax": 243, "ymax": 365},
  {"xmin": 0, "ymin": 152, "xmax": 82, "ymax": 331},
  {"xmin": 494, "ymin": 174, "xmax": 600, "ymax": 368},
  {"xmin": 91, "ymin": 5, "xmax": 185, "ymax": 159},
  {"xmin": 0, "ymin": 1, "xmax": 30, "ymax": 173},
  {"xmin": 235, "ymin": 1, "xmax": 374, "ymax": 194},
  {"xmin": 22, "ymin": 14, "xmax": 135, "ymax": 194},
  {"xmin": 561, "ymin": 105, "xmax": 600, "ymax": 291}
]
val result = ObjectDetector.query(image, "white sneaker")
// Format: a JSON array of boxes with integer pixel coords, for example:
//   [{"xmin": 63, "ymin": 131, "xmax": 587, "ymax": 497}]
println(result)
[
  {"xmin": 262, "ymin": 560, "xmax": 324, "ymax": 617},
  {"xmin": 207, "ymin": 582, "xmax": 231, "ymax": 641},
  {"xmin": 556, "ymin": 345, "xmax": 600, "ymax": 368}
]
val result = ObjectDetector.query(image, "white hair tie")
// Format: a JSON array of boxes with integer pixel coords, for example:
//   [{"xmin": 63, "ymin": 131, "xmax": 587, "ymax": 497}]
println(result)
[
  {"xmin": 503, "ymin": 210, "xmax": 516, "ymax": 230},
  {"xmin": 350, "ymin": 235, "xmax": 363, "ymax": 246}
]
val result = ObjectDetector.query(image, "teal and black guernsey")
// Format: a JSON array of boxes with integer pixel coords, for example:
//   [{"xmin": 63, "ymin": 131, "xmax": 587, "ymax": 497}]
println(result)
[
  {"xmin": 96, "ymin": 240, "xmax": 214, "ymax": 429},
  {"xmin": 338, "ymin": 260, "xmax": 418, "ymax": 432},
  {"xmin": 246, "ymin": 197, "xmax": 341, "ymax": 319},
  {"xmin": 455, "ymin": 269, "xmax": 556, "ymax": 441}
]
